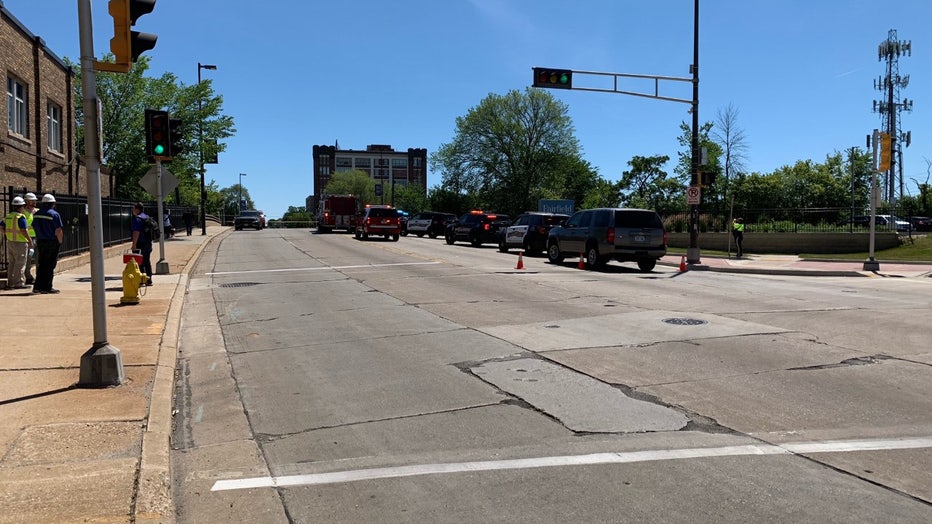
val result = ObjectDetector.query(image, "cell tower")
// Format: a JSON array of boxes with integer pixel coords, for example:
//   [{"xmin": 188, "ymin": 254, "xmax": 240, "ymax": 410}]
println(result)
[{"xmin": 872, "ymin": 29, "xmax": 912, "ymax": 207}]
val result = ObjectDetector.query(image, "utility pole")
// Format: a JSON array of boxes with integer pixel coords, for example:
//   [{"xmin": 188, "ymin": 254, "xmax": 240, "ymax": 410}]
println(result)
[
  {"xmin": 687, "ymin": 0, "xmax": 701, "ymax": 264},
  {"xmin": 77, "ymin": 0, "xmax": 124, "ymax": 386}
]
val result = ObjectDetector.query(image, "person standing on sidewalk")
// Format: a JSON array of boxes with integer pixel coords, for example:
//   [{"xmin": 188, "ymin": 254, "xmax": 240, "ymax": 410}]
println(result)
[
  {"xmin": 31, "ymin": 194, "xmax": 64, "ymax": 294},
  {"xmin": 131, "ymin": 202, "xmax": 153, "ymax": 284},
  {"xmin": 22, "ymin": 192, "xmax": 39, "ymax": 286},
  {"xmin": 2, "ymin": 196, "xmax": 35, "ymax": 290},
  {"xmin": 732, "ymin": 217, "xmax": 745, "ymax": 258}
]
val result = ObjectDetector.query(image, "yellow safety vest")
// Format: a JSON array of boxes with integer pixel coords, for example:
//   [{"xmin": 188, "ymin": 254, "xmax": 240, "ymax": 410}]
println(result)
[
  {"xmin": 733, "ymin": 222, "xmax": 745, "ymax": 233},
  {"xmin": 4, "ymin": 212, "xmax": 29, "ymax": 242},
  {"xmin": 23, "ymin": 207, "xmax": 36, "ymax": 238}
]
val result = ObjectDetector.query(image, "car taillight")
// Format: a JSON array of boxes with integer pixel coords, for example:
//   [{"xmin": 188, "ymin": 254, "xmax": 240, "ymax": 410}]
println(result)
[
  {"xmin": 607, "ymin": 227, "xmax": 615, "ymax": 244},
  {"xmin": 484, "ymin": 224, "xmax": 490, "ymax": 231}
]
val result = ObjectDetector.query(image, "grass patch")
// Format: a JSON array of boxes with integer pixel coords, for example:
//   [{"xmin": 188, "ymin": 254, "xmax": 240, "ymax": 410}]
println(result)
[{"xmin": 798, "ymin": 233, "xmax": 932, "ymax": 261}]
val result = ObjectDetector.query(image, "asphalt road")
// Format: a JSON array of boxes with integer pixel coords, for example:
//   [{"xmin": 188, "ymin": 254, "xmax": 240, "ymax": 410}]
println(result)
[{"xmin": 171, "ymin": 228, "xmax": 932, "ymax": 523}]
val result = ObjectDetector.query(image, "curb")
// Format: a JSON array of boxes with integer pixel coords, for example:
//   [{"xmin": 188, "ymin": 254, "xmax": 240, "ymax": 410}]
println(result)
[
  {"xmin": 656, "ymin": 260, "xmax": 868, "ymax": 278},
  {"xmin": 134, "ymin": 231, "xmax": 221, "ymax": 523}
]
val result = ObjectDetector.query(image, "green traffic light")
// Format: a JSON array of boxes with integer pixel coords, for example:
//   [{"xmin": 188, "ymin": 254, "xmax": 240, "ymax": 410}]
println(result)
[
  {"xmin": 559, "ymin": 73, "xmax": 569, "ymax": 84},
  {"xmin": 154, "ymin": 144, "xmax": 165, "ymax": 155}
]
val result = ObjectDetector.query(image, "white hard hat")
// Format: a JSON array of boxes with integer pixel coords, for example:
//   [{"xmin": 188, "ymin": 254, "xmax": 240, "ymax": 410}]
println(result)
[
  {"xmin": 12, "ymin": 196, "xmax": 26, "ymax": 206},
  {"xmin": 25, "ymin": 192, "xmax": 37, "ymax": 201},
  {"xmin": 42, "ymin": 194, "xmax": 56, "ymax": 203}
]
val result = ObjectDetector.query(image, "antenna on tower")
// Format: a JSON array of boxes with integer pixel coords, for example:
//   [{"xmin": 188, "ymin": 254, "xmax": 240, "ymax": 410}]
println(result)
[{"xmin": 872, "ymin": 29, "xmax": 912, "ymax": 208}]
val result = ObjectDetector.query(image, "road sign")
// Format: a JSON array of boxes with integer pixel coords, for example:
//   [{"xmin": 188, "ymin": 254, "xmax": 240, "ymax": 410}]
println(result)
[
  {"xmin": 139, "ymin": 165, "xmax": 178, "ymax": 196},
  {"xmin": 686, "ymin": 186, "xmax": 701, "ymax": 205}
]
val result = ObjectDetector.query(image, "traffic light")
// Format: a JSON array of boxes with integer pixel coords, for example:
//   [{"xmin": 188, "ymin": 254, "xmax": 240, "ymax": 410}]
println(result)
[
  {"xmin": 145, "ymin": 109, "xmax": 169, "ymax": 159},
  {"xmin": 98, "ymin": 0, "xmax": 158, "ymax": 72},
  {"xmin": 878, "ymin": 132, "xmax": 892, "ymax": 172},
  {"xmin": 168, "ymin": 118, "xmax": 183, "ymax": 158},
  {"xmin": 699, "ymin": 170, "xmax": 717, "ymax": 188},
  {"xmin": 533, "ymin": 67, "xmax": 573, "ymax": 89}
]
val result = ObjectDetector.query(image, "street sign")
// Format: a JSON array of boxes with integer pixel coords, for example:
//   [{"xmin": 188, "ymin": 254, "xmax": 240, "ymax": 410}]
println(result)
[
  {"xmin": 139, "ymin": 165, "xmax": 178, "ymax": 196},
  {"xmin": 686, "ymin": 186, "xmax": 701, "ymax": 205}
]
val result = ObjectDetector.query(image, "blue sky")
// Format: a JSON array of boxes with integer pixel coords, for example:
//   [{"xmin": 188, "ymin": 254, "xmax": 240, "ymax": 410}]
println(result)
[{"xmin": 5, "ymin": 1, "xmax": 930, "ymax": 219}]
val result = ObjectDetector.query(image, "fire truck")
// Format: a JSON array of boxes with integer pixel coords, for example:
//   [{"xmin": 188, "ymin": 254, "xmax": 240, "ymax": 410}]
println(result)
[{"xmin": 317, "ymin": 194, "xmax": 360, "ymax": 233}]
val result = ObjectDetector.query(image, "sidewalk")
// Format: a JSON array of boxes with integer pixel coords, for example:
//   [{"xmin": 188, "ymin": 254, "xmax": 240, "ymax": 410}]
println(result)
[
  {"xmin": 0, "ymin": 235, "xmax": 929, "ymax": 522},
  {"xmin": 660, "ymin": 253, "xmax": 932, "ymax": 278},
  {"xmin": 0, "ymin": 226, "xmax": 224, "ymax": 524}
]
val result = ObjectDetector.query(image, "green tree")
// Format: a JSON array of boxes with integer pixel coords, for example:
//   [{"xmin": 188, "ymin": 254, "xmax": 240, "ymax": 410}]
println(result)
[
  {"xmin": 432, "ymin": 88, "xmax": 582, "ymax": 216},
  {"xmin": 218, "ymin": 184, "xmax": 253, "ymax": 218},
  {"xmin": 617, "ymin": 155, "xmax": 683, "ymax": 213},
  {"xmin": 323, "ymin": 170, "xmax": 377, "ymax": 204},
  {"xmin": 72, "ymin": 56, "xmax": 235, "ymax": 204},
  {"xmin": 391, "ymin": 184, "xmax": 429, "ymax": 214}
]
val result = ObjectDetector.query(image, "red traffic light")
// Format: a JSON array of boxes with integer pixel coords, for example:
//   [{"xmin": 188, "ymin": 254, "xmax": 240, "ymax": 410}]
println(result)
[{"xmin": 533, "ymin": 67, "xmax": 572, "ymax": 89}]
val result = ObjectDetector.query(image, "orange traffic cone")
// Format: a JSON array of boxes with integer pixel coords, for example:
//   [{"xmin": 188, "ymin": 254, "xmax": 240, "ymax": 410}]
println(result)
[
  {"xmin": 679, "ymin": 255, "xmax": 687, "ymax": 272},
  {"xmin": 515, "ymin": 251, "xmax": 525, "ymax": 270},
  {"xmin": 578, "ymin": 253, "xmax": 586, "ymax": 270}
]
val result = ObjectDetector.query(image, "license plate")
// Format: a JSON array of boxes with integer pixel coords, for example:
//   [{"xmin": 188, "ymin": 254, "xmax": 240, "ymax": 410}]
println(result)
[{"xmin": 634, "ymin": 234, "xmax": 646, "ymax": 242}]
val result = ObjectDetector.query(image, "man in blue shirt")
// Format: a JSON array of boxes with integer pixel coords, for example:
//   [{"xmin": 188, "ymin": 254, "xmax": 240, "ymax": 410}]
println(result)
[
  {"xmin": 131, "ymin": 202, "xmax": 153, "ymax": 284},
  {"xmin": 31, "ymin": 194, "xmax": 65, "ymax": 294}
]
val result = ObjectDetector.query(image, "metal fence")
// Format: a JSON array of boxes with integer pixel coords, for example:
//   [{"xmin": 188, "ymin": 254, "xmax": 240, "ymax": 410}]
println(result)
[
  {"xmin": 661, "ymin": 207, "xmax": 919, "ymax": 234},
  {"xmin": 2, "ymin": 186, "xmax": 191, "ymax": 273}
]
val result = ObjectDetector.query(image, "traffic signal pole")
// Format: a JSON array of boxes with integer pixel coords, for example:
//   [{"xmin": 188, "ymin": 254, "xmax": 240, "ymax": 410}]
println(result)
[
  {"xmin": 77, "ymin": 0, "xmax": 125, "ymax": 386},
  {"xmin": 687, "ymin": 0, "xmax": 701, "ymax": 264}
]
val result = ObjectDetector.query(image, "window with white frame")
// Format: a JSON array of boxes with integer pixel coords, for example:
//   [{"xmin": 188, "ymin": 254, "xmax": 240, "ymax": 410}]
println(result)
[
  {"xmin": 47, "ymin": 102, "xmax": 62, "ymax": 152},
  {"xmin": 7, "ymin": 76, "xmax": 29, "ymax": 137}
]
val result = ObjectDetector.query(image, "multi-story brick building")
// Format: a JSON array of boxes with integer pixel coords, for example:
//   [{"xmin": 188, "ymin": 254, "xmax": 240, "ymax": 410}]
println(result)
[
  {"xmin": 312, "ymin": 144, "xmax": 427, "ymax": 212},
  {"xmin": 1, "ymin": 2, "xmax": 104, "ymax": 198}
]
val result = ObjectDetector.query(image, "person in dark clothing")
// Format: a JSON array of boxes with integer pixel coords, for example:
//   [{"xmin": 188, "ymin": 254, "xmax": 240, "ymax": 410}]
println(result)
[
  {"xmin": 131, "ymin": 202, "xmax": 153, "ymax": 284},
  {"xmin": 31, "ymin": 194, "xmax": 64, "ymax": 294},
  {"xmin": 732, "ymin": 217, "xmax": 745, "ymax": 258},
  {"xmin": 182, "ymin": 209, "xmax": 195, "ymax": 236}
]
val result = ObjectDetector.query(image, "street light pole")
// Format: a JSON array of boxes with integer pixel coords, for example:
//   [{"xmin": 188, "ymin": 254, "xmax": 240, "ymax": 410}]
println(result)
[
  {"xmin": 239, "ymin": 173, "xmax": 246, "ymax": 211},
  {"xmin": 687, "ymin": 0, "xmax": 701, "ymax": 264},
  {"xmin": 198, "ymin": 62, "xmax": 217, "ymax": 235}
]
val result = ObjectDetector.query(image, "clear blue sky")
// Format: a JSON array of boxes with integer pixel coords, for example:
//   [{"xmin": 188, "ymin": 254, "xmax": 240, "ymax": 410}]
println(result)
[{"xmin": 5, "ymin": 1, "xmax": 930, "ymax": 219}]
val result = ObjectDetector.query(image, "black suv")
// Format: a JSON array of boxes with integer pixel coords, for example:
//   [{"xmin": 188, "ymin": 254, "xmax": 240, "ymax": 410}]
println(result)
[
  {"xmin": 445, "ymin": 211, "xmax": 512, "ymax": 247},
  {"xmin": 499, "ymin": 212, "xmax": 569, "ymax": 255},
  {"xmin": 234, "ymin": 209, "xmax": 264, "ymax": 230},
  {"xmin": 546, "ymin": 208, "xmax": 666, "ymax": 272}
]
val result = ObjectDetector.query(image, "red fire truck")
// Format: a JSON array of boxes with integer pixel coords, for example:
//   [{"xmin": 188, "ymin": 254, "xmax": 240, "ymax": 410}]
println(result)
[{"xmin": 317, "ymin": 194, "xmax": 360, "ymax": 233}]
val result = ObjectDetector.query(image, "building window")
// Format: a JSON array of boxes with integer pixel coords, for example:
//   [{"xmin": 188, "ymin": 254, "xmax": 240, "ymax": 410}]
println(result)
[
  {"xmin": 7, "ymin": 76, "xmax": 29, "ymax": 137},
  {"xmin": 318, "ymin": 155, "xmax": 330, "ymax": 176},
  {"xmin": 354, "ymin": 158, "xmax": 371, "ymax": 169},
  {"xmin": 392, "ymin": 158, "xmax": 407, "ymax": 168},
  {"xmin": 47, "ymin": 102, "xmax": 62, "ymax": 152},
  {"xmin": 413, "ymin": 157, "xmax": 423, "ymax": 168}
]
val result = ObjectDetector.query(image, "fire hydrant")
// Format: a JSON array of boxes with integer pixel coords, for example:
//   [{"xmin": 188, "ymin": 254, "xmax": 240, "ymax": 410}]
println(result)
[{"xmin": 120, "ymin": 253, "xmax": 148, "ymax": 304}]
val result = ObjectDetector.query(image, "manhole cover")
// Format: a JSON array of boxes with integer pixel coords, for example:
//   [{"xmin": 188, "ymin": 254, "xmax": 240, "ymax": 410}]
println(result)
[
  {"xmin": 219, "ymin": 282, "xmax": 261, "ymax": 288},
  {"xmin": 662, "ymin": 317, "xmax": 707, "ymax": 326}
]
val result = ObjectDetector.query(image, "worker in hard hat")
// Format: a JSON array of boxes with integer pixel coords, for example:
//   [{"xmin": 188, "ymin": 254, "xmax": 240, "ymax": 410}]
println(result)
[
  {"xmin": 2, "ymin": 196, "xmax": 35, "ymax": 290},
  {"xmin": 23, "ymin": 192, "xmax": 38, "ymax": 285},
  {"xmin": 31, "ymin": 194, "xmax": 65, "ymax": 294}
]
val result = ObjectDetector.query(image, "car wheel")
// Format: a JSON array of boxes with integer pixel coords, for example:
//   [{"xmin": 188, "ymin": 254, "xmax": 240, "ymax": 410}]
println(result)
[
  {"xmin": 445, "ymin": 234, "xmax": 455, "ymax": 245},
  {"xmin": 400, "ymin": 231, "xmax": 408, "ymax": 237},
  {"xmin": 547, "ymin": 242, "xmax": 564, "ymax": 264},
  {"xmin": 470, "ymin": 234, "xmax": 481, "ymax": 247},
  {"xmin": 392, "ymin": 234, "xmax": 400, "ymax": 241},
  {"xmin": 637, "ymin": 259, "xmax": 657, "ymax": 272},
  {"xmin": 498, "ymin": 238, "xmax": 508, "ymax": 252},
  {"xmin": 586, "ymin": 246, "xmax": 606, "ymax": 268},
  {"xmin": 428, "ymin": 231, "xmax": 437, "ymax": 239},
  {"xmin": 354, "ymin": 230, "xmax": 361, "ymax": 239},
  {"xmin": 361, "ymin": 231, "xmax": 369, "ymax": 240},
  {"xmin": 416, "ymin": 233, "xmax": 425, "ymax": 237}
]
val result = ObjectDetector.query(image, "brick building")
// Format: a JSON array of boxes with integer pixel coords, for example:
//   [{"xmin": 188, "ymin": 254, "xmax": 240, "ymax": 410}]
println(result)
[
  {"xmin": 1, "ymin": 2, "xmax": 105, "ymax": 198},
  {"xmin": 312, "ymin": 144, "xmax": 427, "ymax": 212}
]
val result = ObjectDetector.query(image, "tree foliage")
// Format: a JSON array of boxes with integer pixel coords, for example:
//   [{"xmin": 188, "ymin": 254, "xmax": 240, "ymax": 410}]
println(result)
[
  {"xmin": 617, "ymin": 155, "xmax": 683, "ymax": 213},
  {"xmin": 72, "ymin": 56, "xmax": 235, "ymax": 207},
  {"xmin": 432, "ymin": 88, "xmax": 584, "ymax": 216},
  {"xmin": 323, "ymin": 170, "xmax": 377, "ymax": 205}
]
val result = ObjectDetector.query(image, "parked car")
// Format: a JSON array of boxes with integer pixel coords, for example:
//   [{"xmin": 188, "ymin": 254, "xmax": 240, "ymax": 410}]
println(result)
[
  {"xmin": 546, "ymin": 208, "xmax": 667, "ymax": 272},
  {"xmin": 907, "ymin": 216, "xmax": 931, "ymax": 232},
  {"xmin": 499, "ymin": 212, "xmax": 569, "ymax": 255},
  {"xmin": 234, "ymin": 209, "xmax": 264, "ymax": 230},
  {"xmin": 838, "ymin": 215, "xmax": 912, "ymax": 232},
  {"xmin": 355, "ymin": 205, "xmax": 401, "ymax": 241},
  {"xmin": 445, "ymin": 211, "xmax": 512, "ymax": 247},
  {"xmin": 407, "ymin": 212, "xmax": 457, "ymax": 238}
]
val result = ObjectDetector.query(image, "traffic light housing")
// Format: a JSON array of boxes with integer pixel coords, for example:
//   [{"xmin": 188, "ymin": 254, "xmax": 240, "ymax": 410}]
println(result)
[
  {"xmin": 699, "ymin": 171, "xmax": 717, "ymax": 188},
  {"xmin": 168, "ymin": 118, "xmax": 183, "ymax": 158},
  {"xmin": 96, "ymin": 0, "xmax": 158, "ymax": 73},
  {"xmin": 533, "ymin": 67, "xmax": 573, "ymax": 89},
  {"xmin": 145, "ymin": 109, "xmax": 169, "ymax": 159},
  {"xmin": 878, "ymin": 132, "xmax": 892, "ymax": 172}
]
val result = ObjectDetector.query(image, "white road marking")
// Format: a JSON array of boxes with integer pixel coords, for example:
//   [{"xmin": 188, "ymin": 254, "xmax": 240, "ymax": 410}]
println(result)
[
  {"xmin": 210, "ymin": 436, "xmax": 932, "ymax": 492},
  {"xmin": 207, "ymin": 261, "xmax": 441, "ymax": 276}
]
